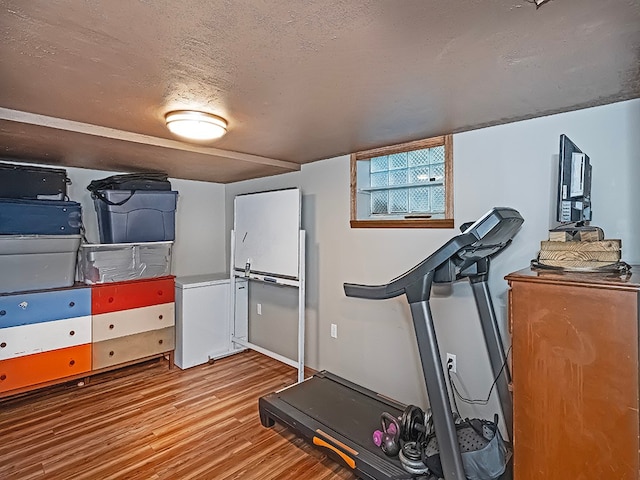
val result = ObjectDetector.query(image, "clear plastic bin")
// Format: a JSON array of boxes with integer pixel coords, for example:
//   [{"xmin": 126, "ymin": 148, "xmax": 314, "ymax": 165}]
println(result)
[{"xmin": 78, "ymin": 241, "xmax": 173, "ymax": 284}]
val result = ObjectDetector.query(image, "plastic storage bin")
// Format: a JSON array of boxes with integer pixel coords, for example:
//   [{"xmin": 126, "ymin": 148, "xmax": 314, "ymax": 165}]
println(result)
[
  {"xmin": 78, "ymin": 241, "xmax": 173, "ymax": 284},
  {"xmin": 0, "ymin": 235, "xmax": 82, "ymax": 293},
  {"xmin": 92, "ymin": 190, "xmax": 178, "ymax": 243}
]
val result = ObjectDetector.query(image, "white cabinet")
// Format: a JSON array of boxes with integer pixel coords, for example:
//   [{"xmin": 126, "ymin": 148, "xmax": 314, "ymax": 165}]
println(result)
[{"xmin": 174, "ymin": 274, "xmax": 247, "ymax": 369}]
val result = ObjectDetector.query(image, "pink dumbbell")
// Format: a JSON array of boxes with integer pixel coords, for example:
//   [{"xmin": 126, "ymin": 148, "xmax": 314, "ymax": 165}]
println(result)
[{"xmin": 372, "ymin": 420, "xmax": 397, "ymax": 446}]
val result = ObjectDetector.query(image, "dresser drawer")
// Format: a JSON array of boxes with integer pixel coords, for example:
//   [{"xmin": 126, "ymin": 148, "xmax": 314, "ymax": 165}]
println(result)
[
  {"xmin": 0, "ymin": 288, "xmax": 91, "ymax": 328},
  {"xmin": 92, "ymin": 326, "xmax": 175, "ymax": 370},
  {"xmin": 0, "ymin": 315, "xmax": 91, "ymax": 360},
  {"xmin": 92, "ymin": 303, "xmax": 175, "ymax": 342},
  {"xmin": 92, "ymin": 277, "xmax": 175, "ymax": 314},
  {"xmin": 0, "ymin": 344, "xmax": 91, "ymax": 393}
]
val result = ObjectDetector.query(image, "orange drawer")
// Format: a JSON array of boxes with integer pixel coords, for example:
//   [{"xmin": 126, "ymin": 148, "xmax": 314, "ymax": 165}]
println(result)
[
  {"xmin": 0, "ymin": 344, "xmax": 91, "ymax": 393},
  {"xmin": 92, "ymin": 276, "xmax": 175, "ymax": 314}
]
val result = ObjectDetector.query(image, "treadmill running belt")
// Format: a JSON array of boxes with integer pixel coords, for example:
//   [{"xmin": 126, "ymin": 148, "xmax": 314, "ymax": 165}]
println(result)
[{"xmin": 277, "ymin": 375, "xmax": 404, "ymax": 461}]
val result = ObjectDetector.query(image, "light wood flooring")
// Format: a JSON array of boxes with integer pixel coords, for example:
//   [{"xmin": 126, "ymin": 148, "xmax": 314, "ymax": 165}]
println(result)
[{"xmin": 0, "ymin": 351, "xmax": 358, "ymax": 480}]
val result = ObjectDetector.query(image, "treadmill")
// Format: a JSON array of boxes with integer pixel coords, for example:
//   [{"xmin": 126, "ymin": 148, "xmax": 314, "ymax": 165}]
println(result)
[{"xmin": 259, "ymin": 207, "xmax": 524, "ymax": 480}]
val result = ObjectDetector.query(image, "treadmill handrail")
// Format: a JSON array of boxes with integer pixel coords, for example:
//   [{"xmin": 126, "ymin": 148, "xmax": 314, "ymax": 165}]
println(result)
[
  {"xmin": 344, "ymin": 232, "xmax": 478, "ymax": 300},
  {"xmin": 344, "ymin": 207, "xmax": 524, "ymax": 301}
]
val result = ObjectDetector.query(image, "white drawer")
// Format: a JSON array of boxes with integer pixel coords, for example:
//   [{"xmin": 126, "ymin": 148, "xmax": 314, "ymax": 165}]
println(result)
[
  {"xmin": 0, "ymin": 315, "xmax": 91, "ymax": 360},
  {"xmin": 92, "ymin": 303, "xmax": 175, "ymax": 342}
]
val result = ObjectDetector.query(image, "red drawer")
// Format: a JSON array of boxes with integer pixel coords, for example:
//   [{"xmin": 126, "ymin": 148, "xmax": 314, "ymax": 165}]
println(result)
[
  {"xmin": 91, "ymin": 277, "xmax": 175, "ymax": 314},
  {"xmin": 0, "ymin": 344, "xmax": 91, "ymax": 393}
]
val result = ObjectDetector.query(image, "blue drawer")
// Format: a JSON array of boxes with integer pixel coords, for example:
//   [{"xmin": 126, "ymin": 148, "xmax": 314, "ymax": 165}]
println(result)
[{"xmin": 0, "ymin": 287, "xmax": 91, "ymax": 328}]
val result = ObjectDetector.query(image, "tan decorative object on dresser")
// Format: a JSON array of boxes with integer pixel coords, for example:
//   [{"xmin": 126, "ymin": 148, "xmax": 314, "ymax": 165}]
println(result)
[{"xmin": 506, "ymin": 266, "xmax": 639, "ymax": 479}]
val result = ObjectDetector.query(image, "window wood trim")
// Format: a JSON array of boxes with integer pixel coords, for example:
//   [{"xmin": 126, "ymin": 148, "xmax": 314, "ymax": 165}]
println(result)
[
  {"xmin": 350, "ymin": 134, "xmax": 454, "ymax": 229},
  {"xmin": 354, "ymin": 135, "xmax": 447, "ymax": 160}
]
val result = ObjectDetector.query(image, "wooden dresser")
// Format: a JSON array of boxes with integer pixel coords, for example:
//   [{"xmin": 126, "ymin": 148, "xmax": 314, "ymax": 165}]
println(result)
[{"xmin": 506, "ymin": 266, "xmax": 639, "ymax": 480}]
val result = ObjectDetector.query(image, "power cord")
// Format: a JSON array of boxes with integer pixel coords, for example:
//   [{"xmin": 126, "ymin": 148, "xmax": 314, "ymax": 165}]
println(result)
[
  {"xmin": 446, "ymin": 346, "xmax": 512, "ymax": 407},
  {"xmin": 446, "ymin": 357, "xmax": 461, "ymax": 416}
]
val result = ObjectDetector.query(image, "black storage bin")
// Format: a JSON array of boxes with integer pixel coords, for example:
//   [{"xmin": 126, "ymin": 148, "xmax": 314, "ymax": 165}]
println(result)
[
  {"xmin": 0, "ymin": 162, "xmax": 69, "ymax": 199},
  {"xmin": 0, "ymin": 198, "xmax": 82, "ymax": 235}
]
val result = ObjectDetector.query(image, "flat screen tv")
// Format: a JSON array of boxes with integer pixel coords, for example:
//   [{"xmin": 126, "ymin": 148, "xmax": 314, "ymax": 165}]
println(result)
[{"xmin": 557, "ymin": 134, "xmax": 592, "ymax": 224}]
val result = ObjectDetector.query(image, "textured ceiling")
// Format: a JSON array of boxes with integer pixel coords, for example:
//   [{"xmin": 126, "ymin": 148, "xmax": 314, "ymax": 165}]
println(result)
[{"xmin": 0, "ymin": 0, "xmax": 638, "ymax": 183}]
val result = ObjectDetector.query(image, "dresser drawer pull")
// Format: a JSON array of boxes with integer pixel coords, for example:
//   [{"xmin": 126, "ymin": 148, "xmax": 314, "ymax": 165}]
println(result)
[
  {"xmin": 0, "ymin": 342, "xmax": 5, "ymax": 348},
  {"xmin": 158, "ymin": 315, "xmax": 163, "ymax": 320},
  {"xmin": 158, "ymin": 339, "xmax": 164, "ymax": 345},
  {"xmin": 0, "ymin": 310, "xmax": 5, "ymax": 316},
  {"xmin": 69, "ymin": 360, "xmax": 75, "ymax": 366},
  {"xmin": 157, "ymin": 290, "xmax": 164, "ymax": 296},
  {"xmin": 109, "ymin": 351, "xmax": 115, "ymax": 357},
  {"xmin": 69, "ymin": 330, "xmax": 75, "ymax": 336},
  {"xmin": 0, "ymin": 374, "xmax": 6, "ymax": 381},
  {"xmin": 69, "ymin": 301, "xmax": 75, "ymax": 307},
  {"xmin": 108, "ymin": 297, "xmax": 114, "ymax": 303},
  {"xmin": 109, "ymin": 324, "xmax": 115, "ymax": 330}
]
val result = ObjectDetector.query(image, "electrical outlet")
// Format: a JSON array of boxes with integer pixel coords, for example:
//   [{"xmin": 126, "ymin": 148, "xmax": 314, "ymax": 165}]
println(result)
[
  {"xmin": 330, "ymin": 323, "xmax": 338, "ymax": 338},
  {"xmin": 257, "ymin": 303, "xmax": 262, "ymax": 315},
  {"xmin": 446, "ymin": 353, "xmax": 457, "ymax": 373}
]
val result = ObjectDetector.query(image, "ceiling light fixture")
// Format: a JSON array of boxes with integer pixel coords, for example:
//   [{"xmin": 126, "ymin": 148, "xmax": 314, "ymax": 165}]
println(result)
[{"xmin": 164, "ymin": 110, "xmax": 227, "ymax": 141}]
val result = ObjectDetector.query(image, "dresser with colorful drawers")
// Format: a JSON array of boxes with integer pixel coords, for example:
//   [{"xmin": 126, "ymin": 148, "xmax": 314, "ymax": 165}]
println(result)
[{"xmin": 0, "ymin": 276, "xmax": 175, "ymax": 398}]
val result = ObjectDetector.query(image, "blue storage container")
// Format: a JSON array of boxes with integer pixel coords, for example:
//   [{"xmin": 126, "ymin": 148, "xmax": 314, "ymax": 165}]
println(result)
[
  {"xmin": 93, "ymin": 190, "xmax": 178, "ymax": 243},
  {"xmin": 0, "ymin": 198, "xmax": 82, "ymax": 235},
  {"xmin": 0, "ymin": 287, "xmax": 91, "ymax": 328}
]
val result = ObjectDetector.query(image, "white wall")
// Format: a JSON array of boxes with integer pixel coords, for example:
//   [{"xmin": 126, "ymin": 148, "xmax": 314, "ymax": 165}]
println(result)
[
  {"xmin": 169, "ymin": 177, "xmax": 227, "ymax": 276},
  {"xmin": 224, "ymin": 98, "xmax": 640, "ymax": 432}
]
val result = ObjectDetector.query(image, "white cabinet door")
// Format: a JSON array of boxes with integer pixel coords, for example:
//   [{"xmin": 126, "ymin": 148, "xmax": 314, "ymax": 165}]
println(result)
[{"xmin": 175, "ymin": 280, "xmax": 229, "ymax": 369}]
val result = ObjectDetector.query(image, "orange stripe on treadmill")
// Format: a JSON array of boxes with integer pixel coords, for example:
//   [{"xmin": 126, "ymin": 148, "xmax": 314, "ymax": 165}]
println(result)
[
  {"xmin": 314, "ymin": 429, "xmax": 359, "ymax": 456},
  {"xmin": 313, "ymin": 437, "xmax": 356, "ymax": 469}
]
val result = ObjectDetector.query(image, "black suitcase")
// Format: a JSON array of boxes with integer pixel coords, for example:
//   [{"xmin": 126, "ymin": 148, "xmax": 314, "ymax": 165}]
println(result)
[{"xmin": 0, "ymin": 162, "xmax": 70, "ymax": 199}]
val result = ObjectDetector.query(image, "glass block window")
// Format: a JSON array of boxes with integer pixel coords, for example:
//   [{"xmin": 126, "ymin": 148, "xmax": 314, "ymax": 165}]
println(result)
[
  {"xmin": 371, "ymin": 155, "xmax": 388, "ymax": 172},
  {"xmin": 371, "ymin": 191, "xmax": 388, "ymax": 214},
  {"xmin": 351, "ymin": 134, "xmax": 453, "ymax": 228},
  {"xmin": 367, "ymin": 144, "xmax": 446, "ymax": 216}
]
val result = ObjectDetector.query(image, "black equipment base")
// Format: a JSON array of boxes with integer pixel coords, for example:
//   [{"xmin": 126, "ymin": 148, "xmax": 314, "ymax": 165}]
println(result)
[{"xmin": 259, "ymin": 371, "xmax": 412, "ymax": 480}]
